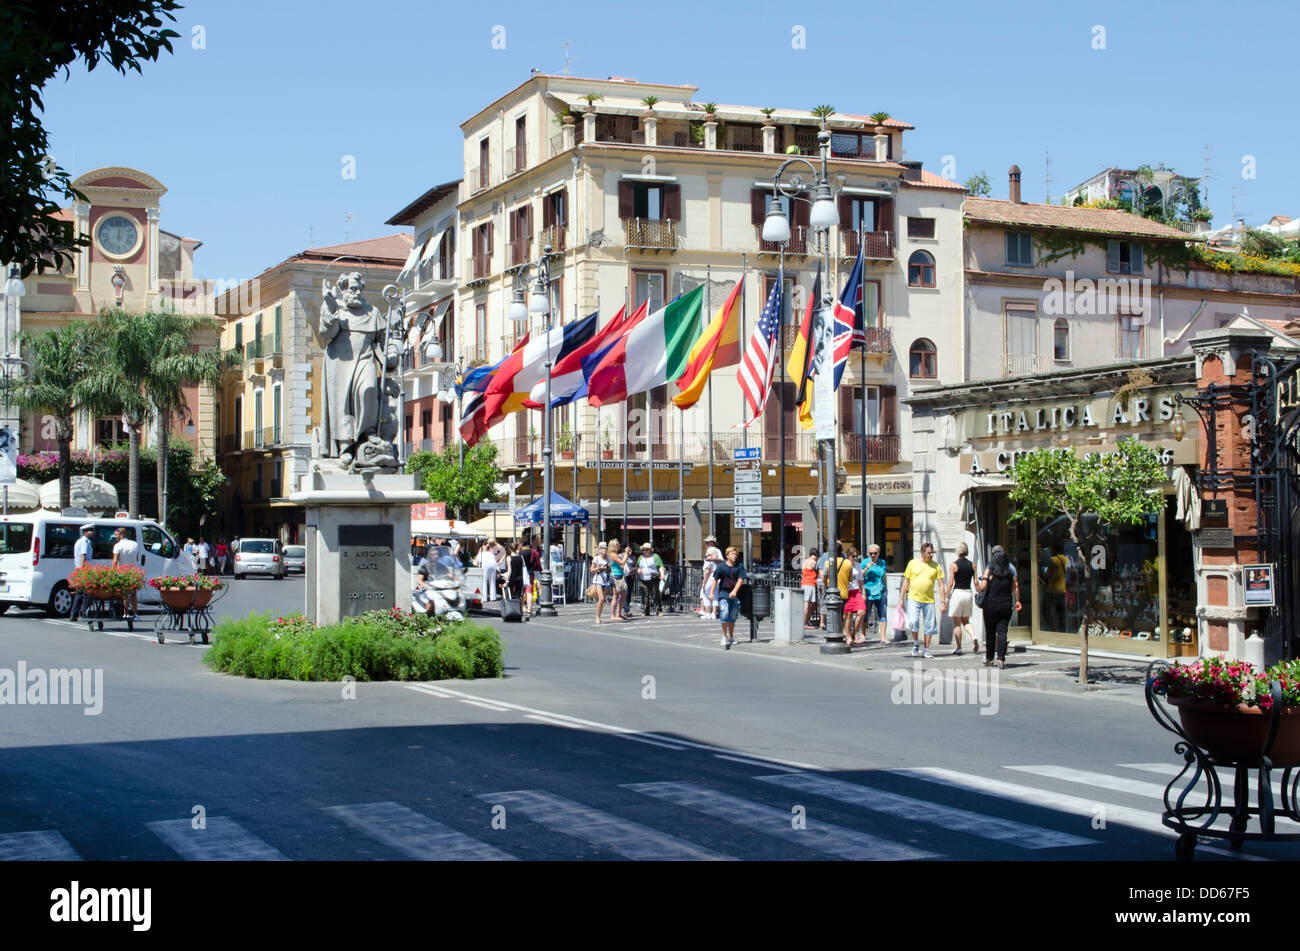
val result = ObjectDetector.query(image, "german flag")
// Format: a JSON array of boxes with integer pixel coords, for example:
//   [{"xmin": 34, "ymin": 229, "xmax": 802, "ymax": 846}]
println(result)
[{"xmin": 785, "ymin": 262, "xmax": 822, "ymax": 430}]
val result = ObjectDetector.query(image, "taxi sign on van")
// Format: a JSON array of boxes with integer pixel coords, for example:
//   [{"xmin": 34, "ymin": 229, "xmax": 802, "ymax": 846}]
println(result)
[
  {"xmin": 60, "ymin": 507, "xmax": 90, "ymax": 518},
  {"xmin": 115, "ymin": 511, "xmax": 130, "ymax": 518}
]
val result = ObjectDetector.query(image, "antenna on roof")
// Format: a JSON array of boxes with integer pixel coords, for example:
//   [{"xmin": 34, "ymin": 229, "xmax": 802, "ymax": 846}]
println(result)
[
  {"xmin": 344, "ymin": 211, "xmax": 354, "ymax": 243},
  {"xmin": 562, "ymin": 40, "xmax": 572, "ymax": 75},
  {"xmin": 1202, "ymin": 144, "xmax": 1211, "ymax": 206},
  {"xmin": 1044, "ymin": 150, "xmax": 1052, "ymax": 204},
  {"xmin": 308, "ymin": 224, "xmax": 316, "ymax": 247}
]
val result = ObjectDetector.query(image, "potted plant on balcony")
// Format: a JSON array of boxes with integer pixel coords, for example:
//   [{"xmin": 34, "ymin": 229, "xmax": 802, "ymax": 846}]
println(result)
[
  {"xmin": 558, "ymin": 423, "xmax": 575, "ymax": 460},
  {"xmin": 702, "ymin": 101, "xmax": 719, "ymax": 121},
  {"xmin": 602, "ymin": 421, "xmax": 615, "ymax": 460},
  {"xmin": 1152, "ymin": 657, "xmax": 1300, "ymax": 766},
  {"xmin": 811, "ymin": 104, "xmax": 835, "ymax": 130},
  {"xmin": 553, "ymin": 108, "xmax": 579, "ymax": 127},
  {"xmin": 760, "ymin": 107, "xmax": 776, "ymax": 128},
  {"xmin": 869, "ymin": 111, "xmax": 891, "ymax": 133},
  {"xmin": 581, "ymin": 93, "xmax": 602, "ymax": 113},
  {"xmin": 1191, "ymin": 207, "xmax": 1214, "ymax": 223},
  {"xmin": 641, "ymin": 95, "xmax": 660, "ymax": 117}
]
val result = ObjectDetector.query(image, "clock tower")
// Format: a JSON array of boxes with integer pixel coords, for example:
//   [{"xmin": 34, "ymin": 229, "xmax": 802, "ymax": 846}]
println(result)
[{"xmin": 69, "ymin": 166, "xmax": 168, "ymax": 313}]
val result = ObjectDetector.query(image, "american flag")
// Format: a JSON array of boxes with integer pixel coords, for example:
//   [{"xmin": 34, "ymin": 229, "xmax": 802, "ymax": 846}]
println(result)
[{"xmin": 736, "ymin": 266, "xmax": 783, "ymax": 428}]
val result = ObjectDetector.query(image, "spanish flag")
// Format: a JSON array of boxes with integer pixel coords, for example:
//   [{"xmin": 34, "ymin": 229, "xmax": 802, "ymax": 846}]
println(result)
[
  {"xmin": 672, "ymin": 276, "xmax": 743, "ymax": 409},
  {"xmin": 785, "ymin": 263, "xmax": 822, "ymax": 430}
]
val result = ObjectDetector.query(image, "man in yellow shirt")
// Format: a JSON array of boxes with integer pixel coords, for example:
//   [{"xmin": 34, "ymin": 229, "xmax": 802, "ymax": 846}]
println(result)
[{"xmin": 899, "ymin": 541, "xmax": 943, "ymax": 658}]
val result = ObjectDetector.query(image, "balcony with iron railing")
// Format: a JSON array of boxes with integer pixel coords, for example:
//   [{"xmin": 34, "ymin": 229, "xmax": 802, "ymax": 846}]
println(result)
[
  {"xmin": 403, "ymin": 435, "xmax": 449, "ymax": 458},
  {"xmin": 727, "ymin": 124, "xmax": 764, "ymax": 152},
  {"xmin": 539, "ymin": 224, "xmax": 566, "ymax": 252},
  {"xmin": 843, "ymin": 230, "xmax": 894, "ymax": 260},
  {"xmin": 1002, "ymin": 353, "xmax": 1042, "ymax": 377},
  {"xmin": 758, "ymin": 224, "xmax": 810, "ymax": 255},
  {"xmin": 595, "ymin": 116, "xmax": 643, "ymax": 145},
  {"xmin": 503, "ymin": 147, "xmax": 525, "ymax": 177},
  {"xmin": 261, "ymin": 332, "xmax": 281, "ymax": 359},
  {"xmin": 841, "ymin": 433, "xmax": 901, "ymax": 465},
  {"xmin": 860, "ymin": 327, "xmax": 893, "ymax": 356},
  {"xmin": 469, "ymin": 162, "xmax": 491, "ymax": 195},
  {"xmin": 624, "ymin": 217, "xmax": 677, "ymax": 251}
]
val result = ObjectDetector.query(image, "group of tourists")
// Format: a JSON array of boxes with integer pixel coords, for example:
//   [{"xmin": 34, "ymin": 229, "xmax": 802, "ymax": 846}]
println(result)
[
  {"xmin": 183, "ymin": 537, "xmax": 231, "ymax": 576},
  {"xmin": 475, "ymin": 536, "xmax": 565, "ymax": 618},
  {"xmin": 587, "ymin": 539, "xmax": 668, "ymax": 624}
]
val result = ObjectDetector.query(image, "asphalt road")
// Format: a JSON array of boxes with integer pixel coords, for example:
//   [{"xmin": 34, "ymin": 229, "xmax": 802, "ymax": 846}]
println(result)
[{"xmin": 0, "ymin": 578, "xmax": 1292, "ymax": 863}]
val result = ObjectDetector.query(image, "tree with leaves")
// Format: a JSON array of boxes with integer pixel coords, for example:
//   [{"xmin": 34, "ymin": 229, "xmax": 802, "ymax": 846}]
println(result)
[
  {"xmin": 12, "ymin": 322, "xmax": 98, "ymax": 510},
  {"xmin": 964, "ymin": 171, "xmax": 992, "ymax": 197},
  {"xmin": 77, "ymin": 309, "xmax": 239, "ymax": 520},
  {"xmin": 2, "ymin": 1, "xmax": 182, "ymax": 276},
  {"xmin": 1008, "ymin": 437, "xmax": 1167, "ymax": 684},
  {"xmin": 407, "ymin": 442, "xmax": 503, "ymax": 521}
]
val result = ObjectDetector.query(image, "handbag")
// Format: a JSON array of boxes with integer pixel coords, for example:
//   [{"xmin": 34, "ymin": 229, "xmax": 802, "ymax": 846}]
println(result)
[{"xmin": 974, "ymin": 573, "xmax": 988, "ymax": 609}]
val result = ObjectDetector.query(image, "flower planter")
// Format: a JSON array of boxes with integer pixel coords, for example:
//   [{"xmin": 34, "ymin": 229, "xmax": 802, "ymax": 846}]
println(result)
[
  {"xmin": 160, "ymin": 588, "xmax": 213, "ymax": 611},
  {"xmin": 601, "ymin": 450, "xmax": 614, "ymax": 460},
  {"xmin": 1170, "ymin": 697, "xmax": 1300, "ymax": 767},
  {"xmin": 561, "ymin": 450, "xmax": 574, "ymax": 460}
]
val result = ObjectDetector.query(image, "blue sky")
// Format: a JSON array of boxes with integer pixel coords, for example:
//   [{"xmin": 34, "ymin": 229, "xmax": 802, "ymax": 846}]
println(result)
[{"xmin": 41, "ymin": 0, "xmax": 1295, "ymax": 283}]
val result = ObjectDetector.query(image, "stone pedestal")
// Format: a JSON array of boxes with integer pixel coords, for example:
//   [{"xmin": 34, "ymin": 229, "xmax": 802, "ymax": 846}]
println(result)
[
  {"xmin": 704, "ymin": 120, "xmax": 718, "ymax": 150},
  {"xmin": 290, "ymin": 470, "xmax": 428, "ymax": 626},
  {"xmin": 762, "ymin": 125, "xmax": 776, "ymax": 153},
  {"xmin": 643, "ymin": 116, "xmax": 658, "ymax": 146}
]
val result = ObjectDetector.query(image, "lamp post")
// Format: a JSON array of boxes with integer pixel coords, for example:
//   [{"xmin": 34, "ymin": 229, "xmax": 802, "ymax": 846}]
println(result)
[
  {"xmin": 761, "ymin": 130, "xmax": 845, "ymax": 648},
  {"xmin": 2, "ymin": 265, "xmax": 27, "ymax": 517},
  {"xmin": 510, "ymin": 244, "xmax": 561, "ymax": 616}
]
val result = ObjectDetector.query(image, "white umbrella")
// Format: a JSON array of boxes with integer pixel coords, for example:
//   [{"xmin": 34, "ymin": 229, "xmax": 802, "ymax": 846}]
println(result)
[{"xmin": 40, "ymin": 476, "xmax": 119, "ymax": 512}]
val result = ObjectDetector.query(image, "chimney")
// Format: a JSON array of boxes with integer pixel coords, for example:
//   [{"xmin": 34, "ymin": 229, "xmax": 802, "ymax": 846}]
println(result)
[
  {"xmin": 1009, "ymin": 165, "xmax": 1022, "ymax": 204},
  {"xmin": 901, "ymin": 160, "xmax": 923, "ymax": 183}
]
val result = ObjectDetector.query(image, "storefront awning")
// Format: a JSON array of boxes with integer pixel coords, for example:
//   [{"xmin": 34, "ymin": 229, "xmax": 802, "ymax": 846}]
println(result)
[{"xmin": 39, "ymin": 476, "xmax": 117, "ymax": 512}]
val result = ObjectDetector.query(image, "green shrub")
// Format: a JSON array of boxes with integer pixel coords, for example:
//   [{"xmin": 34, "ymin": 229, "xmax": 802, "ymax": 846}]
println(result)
[{"xmin": 203, "ymin": 611, "xmax": 504, "ymax": 682}]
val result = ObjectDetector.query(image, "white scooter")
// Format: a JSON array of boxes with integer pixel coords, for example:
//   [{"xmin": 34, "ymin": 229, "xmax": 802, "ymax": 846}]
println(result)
[{"xmin": 413, "ymin": 546, "xmax": 467, "ymax": 621}]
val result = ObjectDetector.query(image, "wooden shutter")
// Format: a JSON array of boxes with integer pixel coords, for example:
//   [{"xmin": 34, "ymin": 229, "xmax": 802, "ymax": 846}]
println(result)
[
  {"xmin": 1130, "ymin": 242, "xmax": 1144, "ymax": 273},
  {"xmin": 881, "ymin": 385, "xmax": 897, "ymax": 434},
  {"xmin": 1107, "ymin": 240, "xmax": 1121, "ymax": 272},
  {"xmin": 839, "ymin": 388, "xmax": 855, "ymax": 434},
  {"xmin": 508, "ymin": 211, "xmax": 517, "ymax": 242},
  {"xmin": 664, "ymin": 184, "xmax": 681, "ymax": 221},
  {"xmin": 618, "ymin": 182, "xmax": 635, "ymax": 219},
  {"xmin": 876, "ymin": 198, "xmax": 894, "ymax": 235},
  {"xmin": 764, "ymin": 384, "xmax": 783, "ymax": 457},
  {"xmin": 838, "ymin": 195, "xmax": 853, "ymax": 231},
  {"xmin": 752, "ymin": 189, "xmax": 768, "ymax": 226},
  {"xmin": 542, "ymin": 194, "xmax": 555, "ymax": 229},
  {"xmin": 486, "ymin": 222, "xmax": 493, "ymax": 255},
  {"xmin": 793, "ymin": 196, "xmax": 811, "ymax": 228},
  {"xmin": 555, "ymin": 187, "xmax": 567, "ymax": 225}
]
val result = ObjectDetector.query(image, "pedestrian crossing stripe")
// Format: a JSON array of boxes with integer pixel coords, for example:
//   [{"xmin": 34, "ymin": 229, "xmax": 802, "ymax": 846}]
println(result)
[
  {"xmin": 623, "ymin": 781, "xmax": 939, "ymax": 861},
  {"xmin": 146, "ymin": 817, "xmax": 289, "ymax": 861},
  {"xmin": 477, "ymin": 789, "xmax": 734, "ymax": 861},
  {"xmin": 324, "ymin": 802, "xmax": 515, "ymax": 861},
  {"xmin": 756, "ymin": 772, "xmax": 1097, "ymax": 849},
  {"xmin": 0, "ymin": 830, "xmax": 81, "ymax": 861}
]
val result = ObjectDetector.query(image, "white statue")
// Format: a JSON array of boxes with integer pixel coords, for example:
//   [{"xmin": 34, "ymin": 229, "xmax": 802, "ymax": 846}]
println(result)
[{"xmin": 316, "ymin": 272, "xmax": 401, "ymax": 472}]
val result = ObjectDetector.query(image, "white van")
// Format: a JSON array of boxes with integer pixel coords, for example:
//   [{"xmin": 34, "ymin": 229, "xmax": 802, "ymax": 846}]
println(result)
[{"xmin": 0, "ymin": 512, "xmax": 195, "ymax": 617}]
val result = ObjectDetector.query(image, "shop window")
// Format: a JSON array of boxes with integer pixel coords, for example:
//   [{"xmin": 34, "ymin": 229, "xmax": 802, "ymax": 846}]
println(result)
[
  {"xmin": 909, "ymin": 338, "xmax": 937, "ymax": 379},
  {"xmin": 908, "ymin": 250, "xmax": 935, "ymax": 287}
]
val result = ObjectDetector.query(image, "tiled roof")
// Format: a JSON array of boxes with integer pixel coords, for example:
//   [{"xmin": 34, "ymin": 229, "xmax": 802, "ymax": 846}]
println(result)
[
  {"xmin": 299, "ymin": 233, "xmax": 413, "ymax": 263},
  {"xmin": 840, "ymin": 113, "xmax": 914, "ymax": 131},
  {"xmin": 386, "ymin": 179, "xmax": 462, "ymax": 226},
  {"xmin": 964, "ymin": 198, "xmax": 1196, "ymax": 241},
  {"xmin": 901, "ymin": 169, "xmax": 963, "ymax": 191}
]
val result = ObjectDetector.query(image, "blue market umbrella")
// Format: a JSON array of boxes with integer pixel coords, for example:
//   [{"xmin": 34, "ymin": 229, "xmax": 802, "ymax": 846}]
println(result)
[{"xmin": 514, "ymin": 492, "xmax": 590, "ymax": 527}]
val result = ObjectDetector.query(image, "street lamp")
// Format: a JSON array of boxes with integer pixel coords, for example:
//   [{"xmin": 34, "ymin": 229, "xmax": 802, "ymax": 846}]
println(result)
[
  {"xmin": 763, "ymin": 131, "xmax": 846, "ymax": 650},
  {"xmin": 511, "ymin": 244, "xmax": 561, "ymax": 616}
]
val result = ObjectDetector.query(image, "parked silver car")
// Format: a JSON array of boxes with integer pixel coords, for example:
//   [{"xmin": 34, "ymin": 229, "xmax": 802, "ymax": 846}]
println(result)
[
  {"xmin": 283, "ymin": 544, "xmax": 306, "ymax": 574},
  {"xmin": 233, "ymin": 538, "xmax": 285, "ymax": 580}
]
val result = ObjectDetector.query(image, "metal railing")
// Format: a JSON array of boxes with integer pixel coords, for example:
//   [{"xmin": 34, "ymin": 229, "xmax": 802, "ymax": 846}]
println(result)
[
  {"xmin": 504, "ymin": 147, "xmax": 525, "ymax": 176},
  {"xmin": 760, "ymin": 224, "xmax": 809, "ymax": 255},
  {"xmin": 261, "ymin": 332, "xmax": 281, "ymax": 357},
  {"xmin": 668, "ymin": 129, "xmax": 704, "ymax": 149},
  {"xmin": 246, "ymin": 429, "xmax": 261, "ymax": 449},
  {"xmin": 470, "ymin": 163, "xmax": 491, "ymax": 194},
  {"xmin": 762, "ymin": 431, "xmax": 821, "ymax": 462},
  {"xmin": 625, "ymin": 217, "xmax": 676, "ymax": 250},
  {"xmin": 728, "ymin": 125, "xmax": 764, "ymax": 152},
  {"xmin": 243, "ymin": 339, "xmax": 263, "ymax": 361},
  {"xmin": 841, "ymin": 433, "xmax": 900, "ymax": 464},
  {"xmin": 843, "ymin": 230, "xmax": 894, "ymax": 260},
  {"xmin": 860, "ymin": 327, "xmax": 892, "ymax": 355},
  {"xmin": 596, "ymin": 117, "xmax": 643, "ymax": 144},
  {"xmin": 1002, "ymin": 353, "xmax": 1041, "ymax": 376},
  {"xmin": 539, "ymin": 224, "xmax": 566, "ymax": 252}
]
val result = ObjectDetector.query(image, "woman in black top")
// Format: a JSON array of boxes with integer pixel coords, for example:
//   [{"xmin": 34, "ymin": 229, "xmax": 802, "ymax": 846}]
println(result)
[
  {"xmin": 975, "ymin": 545, "xmax": 1021, "ymax": 668},
  {"xmin": 504, "ymin": 541, "xmax": 528, "ymax": 604},
  {"xmin": 942, "ymin": 542, "xmax": 976, "ymax": 655}
]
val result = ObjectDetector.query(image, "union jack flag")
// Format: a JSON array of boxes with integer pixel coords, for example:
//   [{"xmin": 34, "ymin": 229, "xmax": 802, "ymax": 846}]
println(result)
[
  {"xmin": 832, "ymin": 242, "xmax": 866, "ymax": 388},
  {"xmin": 737, "ymin": 265, "xmax": 783, "ymax": 428}
]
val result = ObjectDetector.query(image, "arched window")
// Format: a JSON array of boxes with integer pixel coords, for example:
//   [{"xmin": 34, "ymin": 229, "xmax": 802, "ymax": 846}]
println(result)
[
  {"xmin": 1053, "ymin": 319, "xmax": 1070, "ymax": 361},
  {"xmin": 910, "ymin": 338, "xmax": 937, "ymax": 379},
  {"xmin": 908, "ymin": 250, "xmax": 935, "ymax": 287}
]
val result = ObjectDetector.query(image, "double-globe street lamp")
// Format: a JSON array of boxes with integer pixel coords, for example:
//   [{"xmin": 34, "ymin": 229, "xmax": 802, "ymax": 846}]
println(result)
[
  {"xmin": 509, "ymin": 244, "xmax": 561, "ymax": 617},
  {"xmin": 760, "ymin": 130, "xmax": 848, "ymax": 650}
]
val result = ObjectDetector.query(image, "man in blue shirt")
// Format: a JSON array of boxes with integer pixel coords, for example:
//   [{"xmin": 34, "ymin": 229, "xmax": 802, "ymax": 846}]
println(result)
[{"xmin": 862, "ymin": 544, "xmax": 889, "ymax": 644}]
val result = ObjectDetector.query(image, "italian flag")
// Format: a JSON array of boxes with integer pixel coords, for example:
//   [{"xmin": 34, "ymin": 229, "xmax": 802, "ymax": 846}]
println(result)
[
  {"xmin": 588, "ymin": 285, "xmax": 705, "ymax": 405},
  {"xmin": 672, "ymin": 276, "xmax": 743, "ymax": 409}
]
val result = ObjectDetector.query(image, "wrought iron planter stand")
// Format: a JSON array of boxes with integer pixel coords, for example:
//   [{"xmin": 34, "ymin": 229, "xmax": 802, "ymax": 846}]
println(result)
[
  {"xmin": 1146, "ymin": 660, "xmax": 1300, "ymax": 861},
  {"xmin": 153, "ymin": 586, "xmax": 226, "ymax": 645},
  {"xmin": 80, "ymin": 592, "xmax": 133, "ymax": 632}
]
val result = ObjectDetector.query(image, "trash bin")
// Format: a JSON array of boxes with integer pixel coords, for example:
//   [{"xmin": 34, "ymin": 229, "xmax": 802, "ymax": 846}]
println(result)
[
  {"xmin": 750, "ymin": 579, "xmax": 772, "ymax": 620},
  {"xmin": 773, "ymin": 586, "xmax": 804, "ymax": 642}
]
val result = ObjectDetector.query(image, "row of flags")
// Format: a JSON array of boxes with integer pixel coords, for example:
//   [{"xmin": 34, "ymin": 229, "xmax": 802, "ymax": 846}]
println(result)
[{"xmin": 455, "ymin": 246, "xmax": 872, "ymax": 448}]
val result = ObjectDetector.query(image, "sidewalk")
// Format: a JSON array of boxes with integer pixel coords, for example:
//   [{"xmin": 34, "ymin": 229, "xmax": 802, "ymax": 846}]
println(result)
[{"xmin": 490, "ymin": 601, "xmax": 1155, "ymax": 700}]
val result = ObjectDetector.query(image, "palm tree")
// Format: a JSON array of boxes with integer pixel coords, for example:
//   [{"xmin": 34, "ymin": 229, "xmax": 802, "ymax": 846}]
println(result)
[
  {"xmin": 811, "ymin": 104, "xmax": 835, "ymax": 129},
  {"xmin": 79, "ymin": 309, "xmax": 239, "ymax": 522},
  {"xmin": 13, "ymin": 322, "xmax": 97, "ymax": 510}
]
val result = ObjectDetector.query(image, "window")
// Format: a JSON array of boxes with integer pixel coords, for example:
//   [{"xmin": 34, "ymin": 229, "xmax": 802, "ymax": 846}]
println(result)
[
  {"xmin": 272, "ymin": 383, "xmax": 282, "ymax": 444},
  {"xmin": 548, "ymin": 276, "xmax": 563, "ymax": 323},
  {"xmin": 542, "ymin": 188, "xmax": 567, "ymax": 244},
  {"xmin": 142, "ymin": 525, "xmax": 167, "ymax": 556},
  {"xmin": 92, "ymin": 525, "xmax": 132, "ymax": 560},
  {"xmin": 95, "ymin": 417, "xmax": 119, "ymax": 448},
  {"xmin": 633, "ymin": 270, "xmax": 666, "ymax": 314},
  {"xmin": 909, "ymin": 338, "xmax": 937, "ymax": 378},
  {"xmin": 1004, "ymin": 306, "xmax": 1037, "ymax": 374},
  {"xmin": 234, "ymin": 322, "xmax": 243, "ymax": 353},
  {"xmin": 1005, "ymin": 231, "xmax": 1034, "ymax": 267},
  {"xmin": 514, "ymin": 115, "xmax": 527, "ymax": 171},
  {"xmin": 273, "ymin": 305, "xmax": 282, "ymax": 352},
  {"xmin": 421, "ymin": 409, "xmax": 432, "ymax": 433},
  {"xmin": 254, "ymin": 312, "xmax": 263, "ymax": 350},
  {"xmin": 234, "ymin": 397, "xmax": 242, "ymax": 448},
  {"xmin": 477, "ymin": 138, "xmax": 490, "ymax": 188},
  {"xmin": 762, "ymin": 271, "xmax": 796, "ymax": 326},
  {"xmin": 1107, "ymin": 239, "xmax": 1144, "ymax": 275},
  {"xmin": 1119, "ymin": 315, "xmax": 1144, "ymax": 359},
  {"xmin": 862, "ymin": 280, "xmax": 883, "ymax": 328},
  {"xmin": 841, "ymin": 197, "xmax": 877, "ymax": 232},
  {"xmin": 475, "ymin": 302, "xmax": 487, "ymax": 360},
  {"xmin": 1054, "ymin": 319, "xmax": 1070, "ymax": 361},
  {"xmin": 472, "ymin": 223, "xmax": 493, "ymax": 278},
  {"xmin": 253, "ymin": 389, "xmax": 264, "ymax": 448},
  {"xmin": 45, "ymin": 523, "xmax": 80, "ymax": 559},
  {"xmin": 618, "ymin": 182, "xmax": 681, "ymax": 221},
  {"xmin": 907, "ymin": 217, "xmax": 935, "ymax": 239},
  {"xmin": 908, "ymin": 250, "xmax": 935, "ymax": 287}
]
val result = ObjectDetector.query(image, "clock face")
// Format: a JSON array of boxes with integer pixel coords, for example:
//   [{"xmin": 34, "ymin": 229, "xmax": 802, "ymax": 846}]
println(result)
[{"xmin": 97, "ymin": 215, "xmax": 139, "ymax": 256}]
